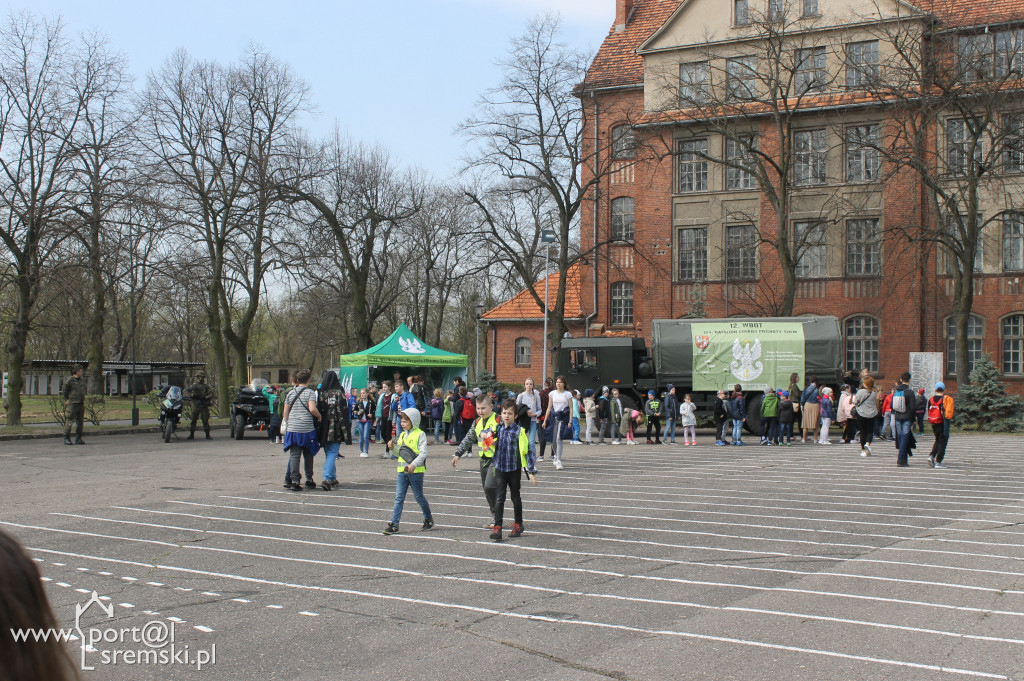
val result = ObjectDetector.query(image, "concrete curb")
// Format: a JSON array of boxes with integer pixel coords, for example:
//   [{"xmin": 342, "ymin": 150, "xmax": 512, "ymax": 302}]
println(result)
[{"xmin": 0, "ymin": 423, "xmax": 232, "ymax": 442}]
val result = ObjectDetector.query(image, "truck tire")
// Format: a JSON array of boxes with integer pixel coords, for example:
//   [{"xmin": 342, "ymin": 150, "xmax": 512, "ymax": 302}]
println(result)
[
  {"xmin": 744, "ymin": 393, "xmax": 762, "ymax": 436},
  {"xmin": 234, "ymin": 414, "xmax": 246, "ymax": 440}
]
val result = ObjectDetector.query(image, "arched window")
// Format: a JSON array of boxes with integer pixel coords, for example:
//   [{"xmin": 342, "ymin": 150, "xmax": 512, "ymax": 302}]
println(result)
[
  {"xmin": 611, "ymin": 197, "xmax": 634, "ymax": 241},
  {"xmin": 1002, "ymin": 314, "xmax": 1024, "ymax": 374},
  {"xmin": 611, "ymin": 125, "xmax": 635, "ymax": 160},
  {"xmin": 514, "ymin": 337, "xmax": 531, "ymax": 366},
  {"xmin": 610, "ymin": 282, "xmax": 634, "ymax": 326},
  {"xmin": 946, "ymin": 315, "xmax": 985, "ymax": 375},
  {"xmin": 844, "ymin": 315, "xmax": 880, "ymax": 373}
]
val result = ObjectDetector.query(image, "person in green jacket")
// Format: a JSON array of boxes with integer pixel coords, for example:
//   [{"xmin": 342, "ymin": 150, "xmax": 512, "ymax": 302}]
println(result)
[
  {"xmin": 760, "ymin": 387, "xmax": 780, "ymax": 445},
  {"xmin": 62, "ymin": 365, "xmax": 87, "ymax": 445}
]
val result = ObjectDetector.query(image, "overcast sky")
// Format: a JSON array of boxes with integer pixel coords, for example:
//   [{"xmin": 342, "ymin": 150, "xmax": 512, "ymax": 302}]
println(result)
[{"xmin": 19, "ymin": 0, "xmax": 614, "ymax": 178}]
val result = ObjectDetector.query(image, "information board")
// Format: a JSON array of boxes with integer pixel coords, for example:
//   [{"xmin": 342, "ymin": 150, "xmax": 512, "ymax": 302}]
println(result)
[{"xmin": 909, "ymin": 352, "xmax": 944, "ymax": 394}]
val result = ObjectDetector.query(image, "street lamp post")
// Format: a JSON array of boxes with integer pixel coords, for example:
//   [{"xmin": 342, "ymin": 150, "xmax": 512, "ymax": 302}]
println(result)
[
  {"xmin": 540, "ymin": 229, "xmax": 557, "ymax": 384},
  {"xmin": 473, "ymin": 303, "xmax": 486, "ymax": 380}
]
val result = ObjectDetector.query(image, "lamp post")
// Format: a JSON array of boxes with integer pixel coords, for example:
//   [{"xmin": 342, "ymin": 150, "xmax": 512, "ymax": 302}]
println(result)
[
  {"xmin": 540, "ymin": 229, "xmax": 557, "ymax": 384},
  {"xmin": 129, "ymin": 220, "xmax": 139, "ymax": 427},
  {"xmin": 473, "ymin": 303, "xmax": 486, "ymax": 380}
]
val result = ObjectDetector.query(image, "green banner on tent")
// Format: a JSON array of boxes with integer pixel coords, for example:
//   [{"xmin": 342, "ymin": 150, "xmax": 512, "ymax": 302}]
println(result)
[{"xmin": 691, "ymin": 321, "xmax": 805, "ymax": 391}]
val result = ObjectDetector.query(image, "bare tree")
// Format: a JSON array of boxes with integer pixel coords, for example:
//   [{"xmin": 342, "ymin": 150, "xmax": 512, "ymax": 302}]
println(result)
[
  {"xmin": 67, "ymin": 31, "xmax": 135, "ymax": 394},
  {"xmin": 461, "ymin": 14, "xmax": 627, "ymax": 350},
  {"xmin": 854, "ymin": 3, "xmax": 1024, "ymax": 387},
  {"xmin": 280, "ymin": 134, "xmax": 423, "ymax": 349},
  {"xmin": 0, "ymin": 14, "xmax": 89, "ymax": 425}
]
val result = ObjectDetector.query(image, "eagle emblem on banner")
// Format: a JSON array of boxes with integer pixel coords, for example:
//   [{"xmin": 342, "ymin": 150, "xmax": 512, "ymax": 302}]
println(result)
[
  {"xmin": 399, "ymin": 336, "xmax": 426, "ymax": 354},
  {"xmin": 730, "ymin": 337, "xmax": 764, "ymax": 382}
]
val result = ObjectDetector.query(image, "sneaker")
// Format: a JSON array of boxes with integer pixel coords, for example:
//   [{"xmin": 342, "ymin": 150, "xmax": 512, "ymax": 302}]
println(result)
[
  {"xmin": 282, "ymin": 480, "xmax": 291, "ymax": 488},
  {"xmin": 64, "ymin": 437, "xmax": 73, "ymax": 445},
  {"xmin": 611, "ymin": 440, "xmax": 621, "ymax": 445},
  {"xmin": 714, "ymin": 440, "xmax": 726, "ymax": 446},
  {"xmin": 537, "ymin": 455, "xmax": 545, "ymax": 461},
  {"xmin": 288, "ymin": 482, "xmax": 302, "ymax": 491},
  {"xmin": 422, "ymin": 518, "xmax": 435, "ymax": 531},
  {"xmin": 859, "ymin": 448, "xmax": 867, "ymax": 457},
  {"xmin": 489, "ymin": 525, "xmax": 503, "ymax": 542},
  {"xmin": 360, "ymin": 453, "xmax": 369, "ymax": 458},
  {"xmin": 321, "ymin": 479, "xmax": 338, "ymax": 491},
  {"xmin": 896, "ymin": 462, "xmax": 910, "ymax": 467},
  {"xmin": 934, "ymin": 462, "xmax": 947, "ymax": 469},
  {"xmin": 647, "ymin": 440, "xmax": 653, "ymax": 444},
  {"xmin": 865, "ymin": 444, "xmax": 871, "ymax": 456},
  {"xmin": 304, "ymin": 480, "xmax": 317, "ymax": 489},
  {"xmin": 510, "ymin": 523, "xmax": 523, "ymax": 538},
  {"xmin": 382, "ymin": 523, "xmax": 399, "ymax": 535},
  {"xmin": 735, "ymin": 441, "xmax": 745, "ymax": 446},
  {"xmin": 554, "ymin": 460, "xmax": 564, "ymax": 470},
  {"xmin": 820, "ymin": 441, "xmax": 832, "ymax": 445}
]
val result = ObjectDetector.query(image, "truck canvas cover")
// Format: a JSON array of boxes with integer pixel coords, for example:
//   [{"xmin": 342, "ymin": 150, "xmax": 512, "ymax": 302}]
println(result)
[{"xmin": 651, "ymin": 317, "xmax": 843, "ymax": 390}]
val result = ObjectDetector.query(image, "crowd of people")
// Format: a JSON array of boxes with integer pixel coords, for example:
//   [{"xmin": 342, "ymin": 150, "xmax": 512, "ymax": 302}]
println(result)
[{"xmin": 264, "ymin": 366, "xmax": 955, "ymax": 540}]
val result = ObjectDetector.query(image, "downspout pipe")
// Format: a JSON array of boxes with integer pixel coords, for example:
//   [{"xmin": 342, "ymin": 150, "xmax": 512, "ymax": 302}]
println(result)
[{"xmin": 585, "ymin": 90, "xmax": 600, "ymax": 337}]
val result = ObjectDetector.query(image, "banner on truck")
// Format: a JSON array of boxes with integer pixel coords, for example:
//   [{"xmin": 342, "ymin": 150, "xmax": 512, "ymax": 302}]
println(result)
[{"xmin": 691, "ymin": 321, "xmax": 805, "ymax": 391}]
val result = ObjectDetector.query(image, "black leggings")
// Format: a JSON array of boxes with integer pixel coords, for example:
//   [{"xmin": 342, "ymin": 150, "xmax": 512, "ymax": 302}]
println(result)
[
  {"xmin": 842, "ymin": 419, "xmax": 858, "ymax": 442},
  {"xmin": 646, "ymin": 416, "xmax": 661, "ymax": 442},
  {"xmin": 490, "ymin": 468, "xmax": 523, "ymax": 526},
  {"xmin": 858, "ymin": 416, "xmax": 875, "ymax": 448}
]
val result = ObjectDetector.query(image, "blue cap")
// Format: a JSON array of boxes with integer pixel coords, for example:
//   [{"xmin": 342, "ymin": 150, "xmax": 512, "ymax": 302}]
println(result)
[
  {"xmin": 935, "ymin": 382, "xmax": 945, "ymax": 391},
  {"xmin": 648, "ymin": 389, "xmax": 655, "ymax": 396},
  {"xmin": 781, "ymin": 391, "xmax": 789, "ymax": 398}
]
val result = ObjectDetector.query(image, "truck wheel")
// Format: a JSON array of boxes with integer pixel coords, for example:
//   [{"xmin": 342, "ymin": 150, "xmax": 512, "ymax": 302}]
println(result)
[
  {"xmin": 234, "ymin": 414, "xmax": 246, "ymax": 440},
  {"xmin": 744, "ymin": 393, "xmax": 762, "ymax": 436}
]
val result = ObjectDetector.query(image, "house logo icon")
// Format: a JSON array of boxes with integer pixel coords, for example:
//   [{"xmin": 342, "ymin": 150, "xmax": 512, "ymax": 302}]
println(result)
[{"xmin": 75, "ymin": 591, "xmax": 113, "ymax": 671}]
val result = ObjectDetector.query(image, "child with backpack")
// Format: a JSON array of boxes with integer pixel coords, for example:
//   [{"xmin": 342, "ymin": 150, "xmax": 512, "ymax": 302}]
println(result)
[
  {"xmin": 729, "ymin": 385, "xmax": 746, "ymax": 445},
  {"xmin": 430, "ymin": 389, "xmax": 444, "ymax": 443},
  {"xmin": 486, "ymin": 399, "xmax": 539, "ymax": 541},
  {"xmin": 382, "ymin": 408, "xmax": 434, "ymax": 535},
  {"xmin": 777, "ymin": 391, "xmax": 795, "ymax": 445},
  {"xmin": 927, "ymin": 382, "xmax": 955, "ymax": 468}
]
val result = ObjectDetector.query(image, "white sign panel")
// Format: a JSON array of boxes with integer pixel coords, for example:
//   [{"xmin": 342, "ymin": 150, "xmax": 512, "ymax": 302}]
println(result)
[{"xmin": 909, "ymin": 352, "xmax": 944, "ymax": 394}]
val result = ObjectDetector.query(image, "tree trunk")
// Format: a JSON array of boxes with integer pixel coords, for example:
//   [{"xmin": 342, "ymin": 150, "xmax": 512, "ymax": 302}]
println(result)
[
  {"xmin": 5, "ymin": 278, "xmax": 36, "ymax": 427},
  {"xmin": 206, "ymin": 278, "xmax": 232, "ymax": 416},
  {"xmin": 953, "ymin": 273, "xmax": 974, "ymax": 388},
  {"xmin": 86, "ymin": 218, "xmax": 106, "ymax": 394}
]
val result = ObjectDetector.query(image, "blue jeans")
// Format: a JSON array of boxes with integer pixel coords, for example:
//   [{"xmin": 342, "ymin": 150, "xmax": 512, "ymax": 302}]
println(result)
[
  {"xmin": 433, "ymin": 418, "xmax": 442, "ymax": 442},
  {"xmin": 662, "ymin": 418, "xmax": 677, "ymax": 443},
  {"xmin": 375, "ymin": 419, "xmax": 382, "ymax": 441},
  {"xmin": 895, "ymin": 419, "xmax": 914, "ymax": 464},
  {"xmin": 779, "ymin": 422, "xmax": 793, "ymax": 442},
  {"xmin": 359, "ymin": 422, "xmax": 371, "ymax": 454},
  {"xmin": 528, "ymin": 420, "xmax": 537, "ymax": 450},
  {"xmin": 732, "ymin": 419, "xmax": 743, "ymax": 442},
  {"xmin": 323, "ymin": 442, "xmax": 340, "ymax": 481},
  {"xmin": 391, "ymin": 472, "xmax": 432, "ymax": 525}
]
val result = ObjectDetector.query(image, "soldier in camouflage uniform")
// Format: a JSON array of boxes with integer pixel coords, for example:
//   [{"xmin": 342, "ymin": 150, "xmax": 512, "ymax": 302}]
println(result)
[
  {"xmin": 187, "ymin": 371, "xmax": 215, "ymax": 440},
  {"xmin": 63, "ymin": 365, "xmax": 87, "ymax": 445}
]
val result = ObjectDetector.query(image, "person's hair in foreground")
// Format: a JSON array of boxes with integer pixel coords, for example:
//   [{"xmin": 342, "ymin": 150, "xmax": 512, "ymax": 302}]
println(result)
[{"xmin": 0, "ymin": 529, "xmax": 79, "ymax": 681}]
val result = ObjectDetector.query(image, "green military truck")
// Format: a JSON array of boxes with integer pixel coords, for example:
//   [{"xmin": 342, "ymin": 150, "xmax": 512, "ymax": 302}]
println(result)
[{"xmin": 557, "ymin": 316, "xmax": 844, "ymax": 434}]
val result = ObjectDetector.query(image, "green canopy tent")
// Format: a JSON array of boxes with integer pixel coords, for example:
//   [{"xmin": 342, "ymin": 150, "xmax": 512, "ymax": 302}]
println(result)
[{"xmin": 335, "ymin": 324, "xmax": 468, "ymax": 390}]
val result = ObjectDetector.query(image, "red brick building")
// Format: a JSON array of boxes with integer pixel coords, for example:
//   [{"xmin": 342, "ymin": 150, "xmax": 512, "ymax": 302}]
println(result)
[{"xmin": 484, "ymin": 0, "xmax": 1024, "ymax": 395}]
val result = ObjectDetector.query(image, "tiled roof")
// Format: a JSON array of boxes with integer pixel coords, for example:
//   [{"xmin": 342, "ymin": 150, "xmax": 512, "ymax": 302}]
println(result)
[
  {"xmin": 583, "ymin": 0, "xmax": 681, "ymax": 91},
  {"xmin": 583, "ymin": 0, "xmax": 1024, "ymax": 92},
  {"xmin": 921, "ymin": 0, "xmax": 1024, "ymax": 26},
  {"xmin": 482, "ymin": 264, "xmax": 584, "ymax": 321}
]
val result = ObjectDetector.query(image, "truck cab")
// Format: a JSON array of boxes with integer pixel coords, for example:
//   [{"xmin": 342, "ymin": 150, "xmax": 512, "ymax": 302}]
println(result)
[{"xmin": 557, "ymin": 337, "xmax": 648, "ymax": 408}]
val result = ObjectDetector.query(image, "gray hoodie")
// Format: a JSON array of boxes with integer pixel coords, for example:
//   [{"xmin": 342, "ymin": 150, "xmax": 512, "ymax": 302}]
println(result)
[{"xmin": 396, "ymin": 407, "xmax": 428, "ymax": 468}]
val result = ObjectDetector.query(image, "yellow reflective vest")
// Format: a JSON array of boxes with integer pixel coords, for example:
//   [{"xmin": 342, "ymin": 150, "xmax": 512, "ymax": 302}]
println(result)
[
  {"xmin": 396, "ymin": 428, "xmax": 426, "ymax": 474},
  {"xmin": 474, "ymin": 413, "xmax": 499, "ymax": 459}
]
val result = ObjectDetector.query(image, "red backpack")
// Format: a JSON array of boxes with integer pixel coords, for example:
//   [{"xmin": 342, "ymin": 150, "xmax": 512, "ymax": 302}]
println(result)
[
  {"xmin": 927, "ymin": 396, "xmax": 945, "ymax": 424},
  {"xmin": 461, "ymin": 397, "xmax": 476, "ymax": 420}
]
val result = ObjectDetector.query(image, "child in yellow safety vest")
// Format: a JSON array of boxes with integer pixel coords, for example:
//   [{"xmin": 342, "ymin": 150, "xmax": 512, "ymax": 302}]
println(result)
[
  {"xmin": 487, "ymin": 399, "xmax": 539, "ymax": 542},
  {"xmin": 382, "ymin": 408, "xmax": 434, "ymax": 535},
  {"xmin": 452, "ymin": 393, "xmax": 500, "ymax": 526}
]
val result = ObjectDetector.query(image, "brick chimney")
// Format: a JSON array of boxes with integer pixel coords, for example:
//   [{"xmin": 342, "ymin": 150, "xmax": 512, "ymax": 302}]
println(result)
[{"xmin": 615, "ymin": 0, "xmax": 634, "ymax": 32}]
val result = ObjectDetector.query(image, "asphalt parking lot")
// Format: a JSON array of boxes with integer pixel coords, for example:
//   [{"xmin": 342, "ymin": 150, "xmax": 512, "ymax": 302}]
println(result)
[{"xmin": 1, "ymin": 430, "xmax": 1022, "ymax": 680}]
